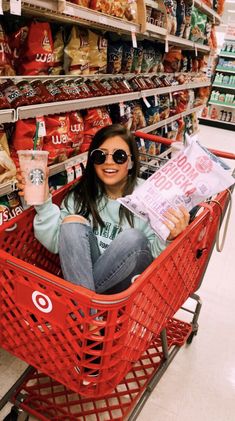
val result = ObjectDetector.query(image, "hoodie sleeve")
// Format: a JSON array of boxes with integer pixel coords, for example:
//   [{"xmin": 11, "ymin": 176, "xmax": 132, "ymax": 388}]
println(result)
[{"xmin": 33, "ymin": 195, "xmax": 75, "ymax": 254}]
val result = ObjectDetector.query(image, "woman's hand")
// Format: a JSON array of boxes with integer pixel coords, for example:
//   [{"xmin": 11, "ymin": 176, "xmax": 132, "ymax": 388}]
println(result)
[
  {"xmin": 16, "ymin": 167, "xmax": 50, "ymax": 201},
  {"xmin": 163, "ymin": 205, "xmax": 190, "ymax": 241}
]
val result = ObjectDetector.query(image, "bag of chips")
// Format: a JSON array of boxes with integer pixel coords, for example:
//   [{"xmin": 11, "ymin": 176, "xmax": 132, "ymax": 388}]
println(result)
[
  {"xmin": 107, "ymin": 41, "xmax": 123, "ymax": 74},
  {"xmin": 0, "ymin": 191, "xmax": 23, "ymax": 226},
  {"xmin": 119, "ymin": 134, "xmax": 235, "ymax": 242},
  {"xmin": 68, "ymin": 111, "xmax": 84, "ymax": 156},
  {"xmin": 0, "ymin": 24, "xmax": 15, "ymax": 76},
  {"xmin": 121, "ymin": 43, "xmax": 134, "ymax": 73},
  {"xmin": 88, "ymin": 30, "xmax": 107, "ymax": 74},
  {"xmin": 131, "ymin": 44, "xmax": 144, "ymax": 74},
  {"xmin": 43, "ymin": 114, "xmax": 71, "ymax": 164},
  {"xmin": 190, "ymin": 8, "xmax": 207, "ymax": 44},
  {"xmin": 82, "ymin": 107, "xmax": 112, "ymax": 151},
  {"xmin": 10, "ymin": 119, "xmax": 43, "ymax": 165},
  {"xmin": 20, "ymin": 21, "xmax": 54, "ymax": 75},
  {"xmin": 64, "ymin": 26, "xmax": 89, "ymax": 75},
  {"xmin": 70, "ymin": 0, "xmax": 90, "ymax": 6},
  {"xmin": 9, "ymin": 25, "xmax": 28, "ymax": 73},
  {"xmin": 50, "ymin": 27, "xmax": 64, "ymax": 75}
]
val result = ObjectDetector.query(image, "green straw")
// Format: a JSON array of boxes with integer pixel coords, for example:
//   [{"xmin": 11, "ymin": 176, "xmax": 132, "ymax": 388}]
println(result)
[{"xmin": 33, "ymin": 121, "xmax": 40, "ymax": 151}]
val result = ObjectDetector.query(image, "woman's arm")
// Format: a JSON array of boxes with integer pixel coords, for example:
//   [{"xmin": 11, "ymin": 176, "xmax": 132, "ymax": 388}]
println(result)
[{"xmin": 33, "ymin": 195, "xmax": 74, "ymax": 253}]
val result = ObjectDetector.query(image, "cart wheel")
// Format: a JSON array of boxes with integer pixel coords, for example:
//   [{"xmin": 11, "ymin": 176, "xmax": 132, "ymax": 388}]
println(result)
[
  {"xmin": 3, "ymin": 405, "xmax": 29, "ymax": 421},
  {"xmin": 187, "ymin": 331, "xmax": 197, "ymax": 345}
]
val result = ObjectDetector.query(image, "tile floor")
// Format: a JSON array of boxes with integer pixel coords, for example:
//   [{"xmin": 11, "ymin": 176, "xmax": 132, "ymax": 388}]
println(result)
[{"xmin": 0, "ymin": 124, "xmax": 235, "ymax": 421}]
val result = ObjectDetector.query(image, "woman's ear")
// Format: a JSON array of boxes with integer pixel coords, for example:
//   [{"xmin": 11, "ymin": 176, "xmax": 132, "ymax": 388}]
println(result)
[{"xmin": 128, "ymin": 160, "xmax": 134, "ymax": 170}]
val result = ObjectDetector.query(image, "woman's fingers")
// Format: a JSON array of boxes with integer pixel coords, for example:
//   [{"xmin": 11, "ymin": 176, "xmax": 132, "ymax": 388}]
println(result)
[{"xmin": 163, "ymin": 206, "xmax": 190, "ymax": 241}]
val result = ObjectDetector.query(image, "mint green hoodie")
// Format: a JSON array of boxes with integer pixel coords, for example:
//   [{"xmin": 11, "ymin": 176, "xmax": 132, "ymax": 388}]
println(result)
[{"xmin": 34, "ymin": 183, "xmax": 167, "ymax": 258}]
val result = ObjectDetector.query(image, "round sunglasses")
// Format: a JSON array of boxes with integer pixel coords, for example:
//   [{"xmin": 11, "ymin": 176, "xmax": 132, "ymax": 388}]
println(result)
[{"xmin": 90, "ymin": 149, "xmax": 132, "ymax": 165}]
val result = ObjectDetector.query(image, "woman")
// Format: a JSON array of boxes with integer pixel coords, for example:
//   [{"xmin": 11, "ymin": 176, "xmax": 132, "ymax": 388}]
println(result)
[{"xmin": 18, "ymin": 124, "xmax": 190, "ymax": 294}]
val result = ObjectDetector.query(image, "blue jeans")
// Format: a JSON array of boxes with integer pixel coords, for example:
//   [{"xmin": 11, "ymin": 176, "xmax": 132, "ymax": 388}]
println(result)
[{"xmin": 58, "ymin": 222, "xmax": 153, "ymax": 294}]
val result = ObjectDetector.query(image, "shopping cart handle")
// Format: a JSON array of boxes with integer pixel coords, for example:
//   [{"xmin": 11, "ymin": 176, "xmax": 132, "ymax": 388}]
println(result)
[{"xmin": 135, "ymin": 131, "xmax": 235, "ymax": 161}]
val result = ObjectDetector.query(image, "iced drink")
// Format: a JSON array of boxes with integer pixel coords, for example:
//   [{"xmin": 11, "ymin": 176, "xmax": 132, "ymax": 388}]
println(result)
[{"xmin": 17, "ymin": 150, "xmax": 49, "ymax": 206}]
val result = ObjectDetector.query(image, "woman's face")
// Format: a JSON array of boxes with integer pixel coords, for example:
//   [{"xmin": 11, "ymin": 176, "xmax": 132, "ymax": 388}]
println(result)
[{"xmin": 93, "ymin": 135, "xmax": 132, "ymax": 192}]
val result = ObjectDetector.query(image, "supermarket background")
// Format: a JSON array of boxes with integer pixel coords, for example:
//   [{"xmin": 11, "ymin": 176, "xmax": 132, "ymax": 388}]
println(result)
[{"xmin": 0, "ymin": 1, "xmax": 235, "ymax": 420}]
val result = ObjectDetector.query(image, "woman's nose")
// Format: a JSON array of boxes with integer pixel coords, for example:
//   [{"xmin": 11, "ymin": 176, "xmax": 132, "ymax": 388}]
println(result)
[{"xmin": 105, "ymin": 153, "xmax": 114, "ymax": 164}]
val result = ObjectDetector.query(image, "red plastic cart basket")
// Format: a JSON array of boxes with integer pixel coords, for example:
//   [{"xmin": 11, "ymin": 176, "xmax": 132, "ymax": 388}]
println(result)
[{"xmin": 0, "ymin": 134, "xmax": 234, "ymax": 402}]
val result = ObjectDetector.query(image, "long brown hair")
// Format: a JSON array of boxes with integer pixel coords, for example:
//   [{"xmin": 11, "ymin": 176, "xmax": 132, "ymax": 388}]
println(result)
[{"xmin": 64, "ymin": 124, "xmax": 140, "ymax": 227}]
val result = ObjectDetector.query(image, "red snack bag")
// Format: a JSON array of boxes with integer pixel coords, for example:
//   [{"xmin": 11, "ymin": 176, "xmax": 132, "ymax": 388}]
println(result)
[
  {"xmin": 0, "ymin": 25, "xmax": 15, "ymax": 76},
  {"xmin": 82, "ymin": 107, "xmax": 112, "ymax": 151},
  {"xmin": 0, "ymin": 80, "xmax": 28, "ymax": 108},
  {"xmin": 10, "ymin": 119, "xmax": 43, "ymax": 165},
  {"xmin": 17, "ymin": 80, "xmax": 42, "ymax": 105},
  {"xmin": 31, "ymin": 79, "xmax": 54, "ymax": 103},
  {"xmin": 9, "ymin": 26, "xmax": 28, "ymax": 73},
  {"xmin": 68, "ymin": 111, "xmax": 84, "ymax": 156},
  {"xmin": 54, "ymin": 79, "xmax": 73, "ymax": 100},
  {"xmin": 43, "ymin": 80, "xmax": 68, "ymax": 102},
  {"xmin": 70, "ymin": 0, "xmax": 90, "ymax": 6},
  {"xmin": 43, "ymin": 114, "xmax": 71, "ymax": 164},
  {"xmin": 0, "ymin": 91, "xmax": 10, "ymax": 109},
  {"xmin": 20, "ymin": 22, "xmax": 54, "ymax": 75},
  {"xmin": 74, "ymin": 78, "xmax": 92, "ymax": 98}
]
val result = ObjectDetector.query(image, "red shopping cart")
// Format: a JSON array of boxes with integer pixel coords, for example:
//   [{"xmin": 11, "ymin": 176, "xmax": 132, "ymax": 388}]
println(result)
[{"xmin": 0, "ymin": 133, "xmax": 234, "ymax": 421}]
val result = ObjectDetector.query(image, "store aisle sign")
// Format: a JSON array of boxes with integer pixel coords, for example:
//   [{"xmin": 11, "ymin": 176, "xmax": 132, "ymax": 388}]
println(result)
[{"xmin": 10, "ymin": 0, "xmax": 21, "ymax": 16}]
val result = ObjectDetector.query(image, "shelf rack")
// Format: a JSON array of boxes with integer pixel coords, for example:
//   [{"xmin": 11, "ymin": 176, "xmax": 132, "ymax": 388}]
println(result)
[
  {"xmin": 212, "ymin": 83, "xmax": 235, "ymax": 90},
  {"xmin": 216, "ymin": 67, "xmax": 235, "ymax": 74},
  {"xmin": 209, "ymin": 100, "xmax": 235, "ymax": 109},
  {"xmin": 0, "ymin": 80, "xmax": 210, "ymax": 123},
  {"xmin": 2, "ymin": 0, "xmax": 211, "ymax": 53}
]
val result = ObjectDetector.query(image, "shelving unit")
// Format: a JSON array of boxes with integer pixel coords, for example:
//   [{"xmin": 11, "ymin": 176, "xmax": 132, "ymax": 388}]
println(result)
[
  {"xmin": 200, "ymin": 37, "xmax": 235, "ymax": 131},
  {"xmin": 0, "ymin": 0, "xmax": 217, "ymax": 200}
]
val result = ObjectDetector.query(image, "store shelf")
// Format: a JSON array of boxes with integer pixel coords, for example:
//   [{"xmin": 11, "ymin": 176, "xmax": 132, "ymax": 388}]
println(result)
[
  {"xmin": 194, "ymin": 0, "xmax": 221, "ymax": 24},
  {"xmin": 216, "ymin": 67, "xmax": 235, "ymax": 74},
  {"xmin": 199, "ymin": 116, "xmax": 234, "ymax": 126},
  {"xmin": 220, "ymin": 52, "xmax": 235, "ymax": 59},
  {"xmin": 145, "ymin": 22, "xmax": 167, "ymax": 38},
  {"xmin": 167, "ymin": 35, "xmax": 210, "ymax": 53},
  {"xmin": 209, "ymin": 101, "xmax": 235, "ymax": 109},
  {"xmin": 13, "ymin": 0, "xmax": 140, "ymax": 34},
  {"xmin": 212, "ymin": 83, "xmax": 235, "ymax": 90},
  {"xmin": 49, "ymin": 152, "xmax": 88, "ymax": 177},
  {"xmin": 138, "ymin": 105, "xmax": 204, "ymax": 133},
  {"xmin": 0, "ymin": 80, "xmax": 210, "ymax": 123}
]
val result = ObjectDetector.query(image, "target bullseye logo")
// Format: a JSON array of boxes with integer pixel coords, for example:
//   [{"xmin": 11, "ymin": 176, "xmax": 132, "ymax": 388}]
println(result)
[{"xmin": 32, "ymin": 291, "xmax": 53, "ymax": 313}]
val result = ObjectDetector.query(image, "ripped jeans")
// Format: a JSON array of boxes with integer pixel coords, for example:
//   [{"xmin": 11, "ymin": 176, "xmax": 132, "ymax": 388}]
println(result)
[{"xmin": 58, "ymin": 222, "xmax": 153, "ymax": 294}]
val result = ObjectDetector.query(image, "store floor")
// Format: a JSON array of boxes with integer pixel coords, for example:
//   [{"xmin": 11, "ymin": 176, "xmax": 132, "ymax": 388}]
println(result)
[{"xmin": 0, "ymin": 124, "xmax": 235, "ymax": 421}]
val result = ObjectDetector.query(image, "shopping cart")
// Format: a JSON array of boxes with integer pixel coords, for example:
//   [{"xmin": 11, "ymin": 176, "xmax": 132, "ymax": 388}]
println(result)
[{"xmin": 0, "ymin": 133, "xmax": 234, "ymax": 421}]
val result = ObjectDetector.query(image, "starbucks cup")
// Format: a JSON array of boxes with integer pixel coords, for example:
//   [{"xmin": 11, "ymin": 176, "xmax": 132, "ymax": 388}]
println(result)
[{"xmin": 17, "ymin": 150, "xmax": 49, "ymax": 206}]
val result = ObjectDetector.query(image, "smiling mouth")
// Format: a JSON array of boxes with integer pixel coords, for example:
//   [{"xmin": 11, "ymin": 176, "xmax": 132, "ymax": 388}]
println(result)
[{"xmin": 103, "ymin": 169, "xmax": 118, "ymax": 174}]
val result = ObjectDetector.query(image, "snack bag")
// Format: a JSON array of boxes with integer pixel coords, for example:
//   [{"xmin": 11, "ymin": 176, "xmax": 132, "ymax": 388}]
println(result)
[
  {"xmin": 70, "ymin": 0, "xmax": 90, "ymax": 6},
  {"xmin": 64, "ymin": 26, "xmax": 89, "ymax": 75},
  {"xmin": 82, "ymin": 107, "xmax": 112, "ymax": 151},
  {"xmin": 9, "ymin": 25, "xmax": 29, "ymax": 73},
  {"xmin": 0, "ymin": 191, "xmax": 23, "ymax": 226},
  {"xmin": 43, "ymin": 114, "xmax": 71, "ymax": 164},
  {"xmin": 20, "ymin": 22, "xmax": 54, "ymax": 75},
  {"xmin": 10, "ymin": 119, "xmax": 43, "ymax": 165},
  {"xmin": 50, "ymin": 27, "xmax": 64, "ymax": 75},
  {"xmin": 190, "ymin": 8, "xmax": 207, "ymax": 44},
  {"xmin": 131, "ymin": 45, "xmax": 144, "ymax": 74},
  {"xmin": 130, "ymin": 101, "xmax": 146, "ymax": 131},
  {"xmin": 0, "ymin": 24, "xmax": 15, "ymax": 76},
  {"xmin": 110, "ymin": 102, "xmax": 133, "ymax": 130},
  {"xmin": 88, "ymin": 30, "xmax": 107, "ymax": 74},
  {"xmin": 68, "ymin": 111, "xmax": 84, "ymax": 156},
  {"xmin": 163, "ymin": 48, "xmax": 182, "ymax": 72},
  {"xmin": 107, "ymin": 42, "xmax": 123, "ymax": 74},
  {"xmin": 121, "ymin": 43, "xmax": 134, "ymax": 74},
  {"xmin": 118, "ymin": 134, "xmax": 235, "ymax": 242}
]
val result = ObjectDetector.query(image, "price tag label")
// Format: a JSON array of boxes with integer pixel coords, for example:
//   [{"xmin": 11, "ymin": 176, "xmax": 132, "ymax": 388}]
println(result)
[
  {"xmin": 165, "ymin": 37, "xmax": 169, "ymax": 53},
  {"xmin": 131, "ymin": 30, "xmax": 137, "ymax": 48},
  {"xmin": 142, "ymin": 96, "xmax": 151, "ymax": 108},
  {"xmin": 119, "ymin": 102, "xmax": 125, "ymax": 116},
  {"xmin": 65, "ymin": 166, "xmax": 75, "ymax": 183},
  {"xmin": 195, "ymin": 44, "xmax": 198, "ymax": 57},
  {"xmin": 0, "ymin": 0, "xmax": 3, "ymax": 15},
  {"xmin": 75, "ymin": 163, "xmax": 82, "ymax": 178},
  {"xmin": 36, "ymin": 117, "xmax": 46, "ymax": 137},
  {"xmin": 10, "ymin": 0, "xmax": 21, "ymax": 15},
  {"xmin": 165, "ymin": 123, "xmax": 168, "ymax": 133},
  {"xmin": 169, "ymin": 92, "xmax": 173, "ymax": 102},
  {"xmin": 140, "ymin": 138, "xmax": 145, "ymax": 148},
  {"xmin": 154, "ymin": 95, "xmax": 159, "ymax": 106}
]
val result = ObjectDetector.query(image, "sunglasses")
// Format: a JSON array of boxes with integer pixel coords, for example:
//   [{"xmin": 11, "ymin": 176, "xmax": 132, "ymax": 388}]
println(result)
[{"xmin": 90, "ymin": 149, "xmax": 132, "ymax": 165}]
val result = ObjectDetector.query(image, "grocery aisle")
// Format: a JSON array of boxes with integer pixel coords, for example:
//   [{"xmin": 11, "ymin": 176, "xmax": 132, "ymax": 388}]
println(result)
[{"xmin": 0, "ymin": 124, "xmax": 234, "ymax": 421}]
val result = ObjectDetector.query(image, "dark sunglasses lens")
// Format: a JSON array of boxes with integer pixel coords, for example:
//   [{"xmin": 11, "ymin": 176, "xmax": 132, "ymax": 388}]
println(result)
[
  {"xmin": 113, "ymin": 149, "xmax": 128, "ymax": 164},
  {"xmin": 91, "ymin": 150, "xmax": 106, "ymax": 164}
]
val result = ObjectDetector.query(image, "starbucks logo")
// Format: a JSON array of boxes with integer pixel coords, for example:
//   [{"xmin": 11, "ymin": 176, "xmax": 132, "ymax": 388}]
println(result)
[{"xmin": 29, "ymin": 168, "xmax": 45, "ymax": 185}]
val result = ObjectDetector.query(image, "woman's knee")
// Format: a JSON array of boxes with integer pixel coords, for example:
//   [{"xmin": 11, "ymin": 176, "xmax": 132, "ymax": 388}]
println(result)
[
  {"xmin": 118, "ymin": 229, "xmax": 149, "ymax": 250},
  {"xmin": 62, "ymin": 215, "xmax": 89, "ymax": 224}
]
